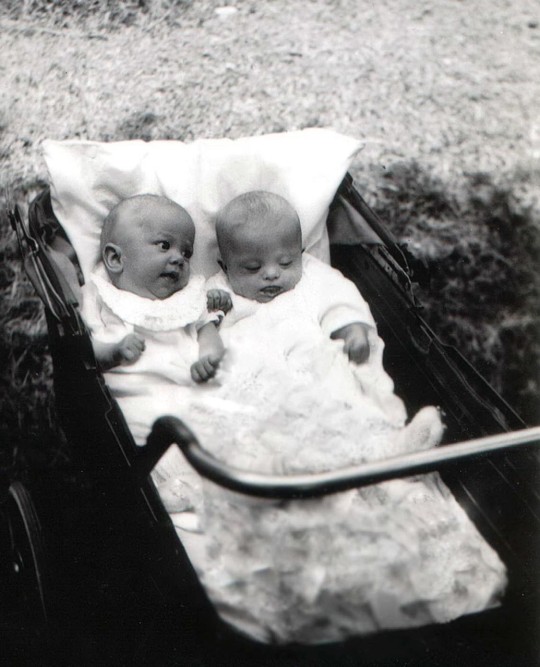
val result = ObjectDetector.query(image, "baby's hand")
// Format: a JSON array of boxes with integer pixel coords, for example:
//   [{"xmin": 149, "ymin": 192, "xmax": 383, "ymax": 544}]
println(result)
[
  {"xmin": 207, "ymin": 289, "xmax": 232, "ymax": 315},
  {"xmin": 332, "ymin": 322, "xmax": 370, "ymax": 364},
  {"xmin": 191, "ymin": 352, "xmax": 224, "ymax": 383},
  {"xmin": 116, "ymin": 333, "xmax": 146, "ymax": 365}
]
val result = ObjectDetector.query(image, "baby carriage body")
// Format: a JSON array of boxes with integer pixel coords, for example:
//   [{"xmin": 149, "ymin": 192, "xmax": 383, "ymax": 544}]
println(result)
[{"xmin": 3, "ymin": 134, "xmax": 540, "ymax": 665}]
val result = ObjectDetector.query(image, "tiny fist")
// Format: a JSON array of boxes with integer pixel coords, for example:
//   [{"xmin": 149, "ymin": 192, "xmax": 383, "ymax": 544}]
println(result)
[
  {"xmin": 207, "ymin": 290, "xmax": 221, "ymax": 309},
  {"xmin": 191, "ymin": 363, "xmax": 208, "ymax": 383},
  {"xmin": 344, "ymin": 333, "xmax": 370, "ymax": 364},
  {"xmin": 221, "ymin": 295, "xmax": 233, "ymax": 314},
  {"xmin": 208, "ymin": 353, "xmax": 223, "ymax": 366},
  {"xmin": 349, "ymin": 343, "xmax": 369, "ymax": 364},
  {"xmin": 207, "ymin": 289, "xmax": 232, "ymax": 313}
]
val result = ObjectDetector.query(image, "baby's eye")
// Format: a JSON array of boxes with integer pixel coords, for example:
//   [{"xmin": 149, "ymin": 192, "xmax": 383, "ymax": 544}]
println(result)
[
  {"xmin": 279, "ymin": 260, "xmax": 292, "ymax": 268},
  {"xmin": 182, "ymin": 247, "xmax": 193, "ymax": 259},
  {"xmin": 158, "ymin": 241, "xmax": 170, "ymax": 251},
  {"xmin": 244, "ymin": 265, "xmax": 261, "ymax": 273}
]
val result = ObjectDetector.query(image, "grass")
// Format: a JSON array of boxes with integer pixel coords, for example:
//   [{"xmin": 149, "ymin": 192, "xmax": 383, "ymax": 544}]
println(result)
[
  {"xmin": 373, "ymin": 163, "xmax": 540, "ymax": 421},
  {"xmin": 1, "ymin": 0, "xmax": 539, "ymax": 472},
  {"xmin": 0, "ymin": 209, "xmax": 61, "ymax": 476}
]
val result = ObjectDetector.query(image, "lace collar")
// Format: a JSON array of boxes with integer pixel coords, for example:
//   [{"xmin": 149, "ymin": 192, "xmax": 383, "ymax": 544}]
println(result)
[{"xmin": 90, "ymin": 265, "xmax": 207, "ymax": 331}]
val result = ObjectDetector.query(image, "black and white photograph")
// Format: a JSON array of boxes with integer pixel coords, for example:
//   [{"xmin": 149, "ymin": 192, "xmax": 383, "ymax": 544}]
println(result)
[{"xmin": 1, "ymin": 1, "xmax": 539, "ymax": 665}]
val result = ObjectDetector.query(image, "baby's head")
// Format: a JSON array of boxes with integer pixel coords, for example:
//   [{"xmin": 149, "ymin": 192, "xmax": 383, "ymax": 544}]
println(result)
[
  {"xmin": 101, "ymin": 194, "xmax": 195, "ymax": 300},
  {"xmin": 215, "ymin": 191, "xmax": 303, "ymax": 303}
]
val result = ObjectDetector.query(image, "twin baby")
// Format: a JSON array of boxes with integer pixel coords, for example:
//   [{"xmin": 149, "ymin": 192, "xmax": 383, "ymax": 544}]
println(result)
[
  {"xmin": 84, "ymin": 189, "xmax": 444, "ymax": 461},
  {"xmin": 92, "ymin": 191, "xmax": 374, "ymax": 391},
  {"xmin": 84, "ymin": 191, "xmax": 507, "ymax": 643}
]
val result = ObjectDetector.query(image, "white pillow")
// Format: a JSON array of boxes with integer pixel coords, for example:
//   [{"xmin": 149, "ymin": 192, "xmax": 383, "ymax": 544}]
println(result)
[{"xmin": 43, "ymin": 129, "xmax": 362, "ymax": 280}]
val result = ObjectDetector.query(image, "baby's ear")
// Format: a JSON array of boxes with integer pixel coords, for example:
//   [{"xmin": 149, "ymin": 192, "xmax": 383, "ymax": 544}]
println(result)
[
  {"xmin": 103, "ymin": 243, "xmax": 123, "ymax": 274},
  {"xmin": 217, "ymin": 258, "xmax": 227, "ymax": 274}
]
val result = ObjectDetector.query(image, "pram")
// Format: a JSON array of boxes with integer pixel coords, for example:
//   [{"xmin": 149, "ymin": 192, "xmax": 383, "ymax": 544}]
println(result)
[{"xmin": 2, "ymin": 131, "xmax": 539, "ymax": 666}]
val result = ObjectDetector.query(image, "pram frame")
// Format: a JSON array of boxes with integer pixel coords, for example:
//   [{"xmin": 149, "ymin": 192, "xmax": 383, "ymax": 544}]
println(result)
[{"xmin": 4, "ymin": 175, "xmax": 540, "ymax": 664}]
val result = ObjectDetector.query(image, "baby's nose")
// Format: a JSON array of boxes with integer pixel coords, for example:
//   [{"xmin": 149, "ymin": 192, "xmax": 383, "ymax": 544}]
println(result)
[
  {"xmin": 263, "ymin": 265, "xmax": 280, "ymax": 280},
  {"xmin": 169, "ymin": 252, "xmax": 184, "ymax": 266}
]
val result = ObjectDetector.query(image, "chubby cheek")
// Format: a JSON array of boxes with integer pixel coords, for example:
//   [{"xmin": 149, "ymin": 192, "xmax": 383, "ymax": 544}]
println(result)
[
  {"xmin": 284, "ymin": 265, "xmax": 302, "ymax": 290},
  {"xmin": 228, "ymin": 274, "xmax": 256, "ymax": 298},
  {"xmin": 180, "ymin": 265, "xmax": 191, "ymax": 286}
]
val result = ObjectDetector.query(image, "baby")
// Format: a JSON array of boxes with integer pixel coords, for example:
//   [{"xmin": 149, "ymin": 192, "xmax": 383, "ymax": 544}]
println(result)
[
  {"xmin": 80, "ymin": 194, "xmax": 233, "ymax": 453},
  {"xmin": 215, "ymin": 190, "xmax": 372, "ymax": 364},
  {"xmin": 203, "ymin": 189, "xmax": 416, "ymax": 437},
  {"xmin": 183, "ymin": 191, "xmax": 506, "ymax": 644},
  {"xmin": 87, "ymin": 194, "xmax": 229, "ymax": 382}
]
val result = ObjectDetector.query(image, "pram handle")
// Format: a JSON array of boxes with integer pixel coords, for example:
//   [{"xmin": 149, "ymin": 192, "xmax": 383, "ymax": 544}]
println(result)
[{"xmin": 144, "ymin": 416, "xmax": 540, "ymax": 499}]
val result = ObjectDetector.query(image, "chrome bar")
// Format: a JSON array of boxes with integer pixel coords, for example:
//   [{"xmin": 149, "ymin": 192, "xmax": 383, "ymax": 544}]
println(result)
[{"xmin": 174, "ymin": 423, "xmax": 540, "ymax": 499}]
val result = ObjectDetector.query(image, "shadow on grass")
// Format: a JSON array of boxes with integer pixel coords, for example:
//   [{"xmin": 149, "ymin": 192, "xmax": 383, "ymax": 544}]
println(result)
[
  {"xmin": 372, "ymin": 162, "xmax": 540, "ymax": 425},
  {"xmin": 0, "ymin": 205, "xmax": 67, "ymax": 481}
]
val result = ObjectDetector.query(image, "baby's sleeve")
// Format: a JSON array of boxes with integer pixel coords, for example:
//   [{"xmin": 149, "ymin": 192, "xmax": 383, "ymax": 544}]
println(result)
[
  {"xmin": 305, "ymin": 254, "xmax": 376, "ymax": 337},
  {"xmin": 194, "ymin": 309, "xmax": 223, "ymax": 332},
  {"xmin": 194, "ymin": 271, "xmax": 230, "ymax": 331}
]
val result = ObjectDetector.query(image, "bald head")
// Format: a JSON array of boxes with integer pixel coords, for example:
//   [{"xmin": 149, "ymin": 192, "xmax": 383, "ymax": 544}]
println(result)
[
  {"xmin": 101, "ymin": 194, "xmax": 194, "ymax": 258},
  {"xmin": 215, "ymin": 191, "xmax": 301, "ymax": 263},
  {"xmin": 215, "ymin": 191, "xmax": 303, "ymax": 302}
]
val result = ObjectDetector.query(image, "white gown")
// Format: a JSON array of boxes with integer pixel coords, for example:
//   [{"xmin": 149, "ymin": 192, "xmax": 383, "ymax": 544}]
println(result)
[
  {"xmin": 178, "ymin": 255, "xmax": 507, "ymax": 643},
  {"xmin": 81, "ymin": 266, "xmax": 220, "ymax": 509},
  {"xmin": 81, "ymin": 257, "xmax": 507, "ymax": 644}
]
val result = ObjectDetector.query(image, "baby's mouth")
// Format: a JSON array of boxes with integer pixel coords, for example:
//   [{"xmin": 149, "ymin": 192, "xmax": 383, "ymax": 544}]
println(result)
[
  {"xmin": 160, "ymin": 271, "xmax": 179, "ymax": 281},
  {"xmin": 259, "ymin": 285, "xmax": 282, "ymax": 297}
]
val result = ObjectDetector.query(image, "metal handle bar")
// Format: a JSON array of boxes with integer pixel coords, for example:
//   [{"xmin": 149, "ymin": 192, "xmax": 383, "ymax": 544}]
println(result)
[{"xmin": 144, "ymin": 416, "xmax": 540, "ymax": 499}]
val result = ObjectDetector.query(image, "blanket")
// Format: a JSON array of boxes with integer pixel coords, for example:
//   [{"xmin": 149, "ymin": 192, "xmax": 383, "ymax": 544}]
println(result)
[{"xmin": 154, "ymin": 258, "xmax": 507, "ymax": 644}]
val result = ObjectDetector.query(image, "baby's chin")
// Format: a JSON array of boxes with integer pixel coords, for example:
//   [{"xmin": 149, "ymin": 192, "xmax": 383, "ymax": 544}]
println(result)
[
  {"xmin": 230, "ymin": 277, "xmax": 300, "ymax": 303},
  {"xmin": 154, "ymin": 285, "xmax": 185, "ymax": 299},
  {"xmin": 252, "ymin": 284, "xmax": 298, "ymax": 302},
  {"xmin": 116, "ymin": 280, "xmax": 187, "ymax": 300},
  {"xmin": 111, "ymin": 270, "xmax": 189, "ymax": 300},
  {"xmin": 255, "ymin": 287, "xmax": 285, "ymax": 302},
  {"xmin": 155, "ymin": 271, "xmax": 190, "ymax": 298},
  {"xmin": 153, "ymin": 280, "xmax": 190, "ymax": 299}
]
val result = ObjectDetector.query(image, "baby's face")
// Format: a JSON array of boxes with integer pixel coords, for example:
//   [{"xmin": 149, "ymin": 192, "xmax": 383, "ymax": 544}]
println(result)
[
  {"xmin": 114, "ymin": 208, "xmax": 195, "ymax": 300},
  {"xmin": 222, "ymin": 222, "xmax": 302, "ymax": 303}
]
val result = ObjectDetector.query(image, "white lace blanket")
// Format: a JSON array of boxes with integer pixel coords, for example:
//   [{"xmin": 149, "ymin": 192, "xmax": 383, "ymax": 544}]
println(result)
[
  {"xmin": 154, "ymin": 269, "xmax": 507, "ymax": 644},
  {"xmin": 79, "ymin": 260, "xmax": 506, "ymax": 644}
]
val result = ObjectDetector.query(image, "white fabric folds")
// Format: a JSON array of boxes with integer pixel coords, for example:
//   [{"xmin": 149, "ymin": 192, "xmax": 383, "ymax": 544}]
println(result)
[{"xmin": 43, "ymin": 128, "xmax": 362, "ymax": 281}]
